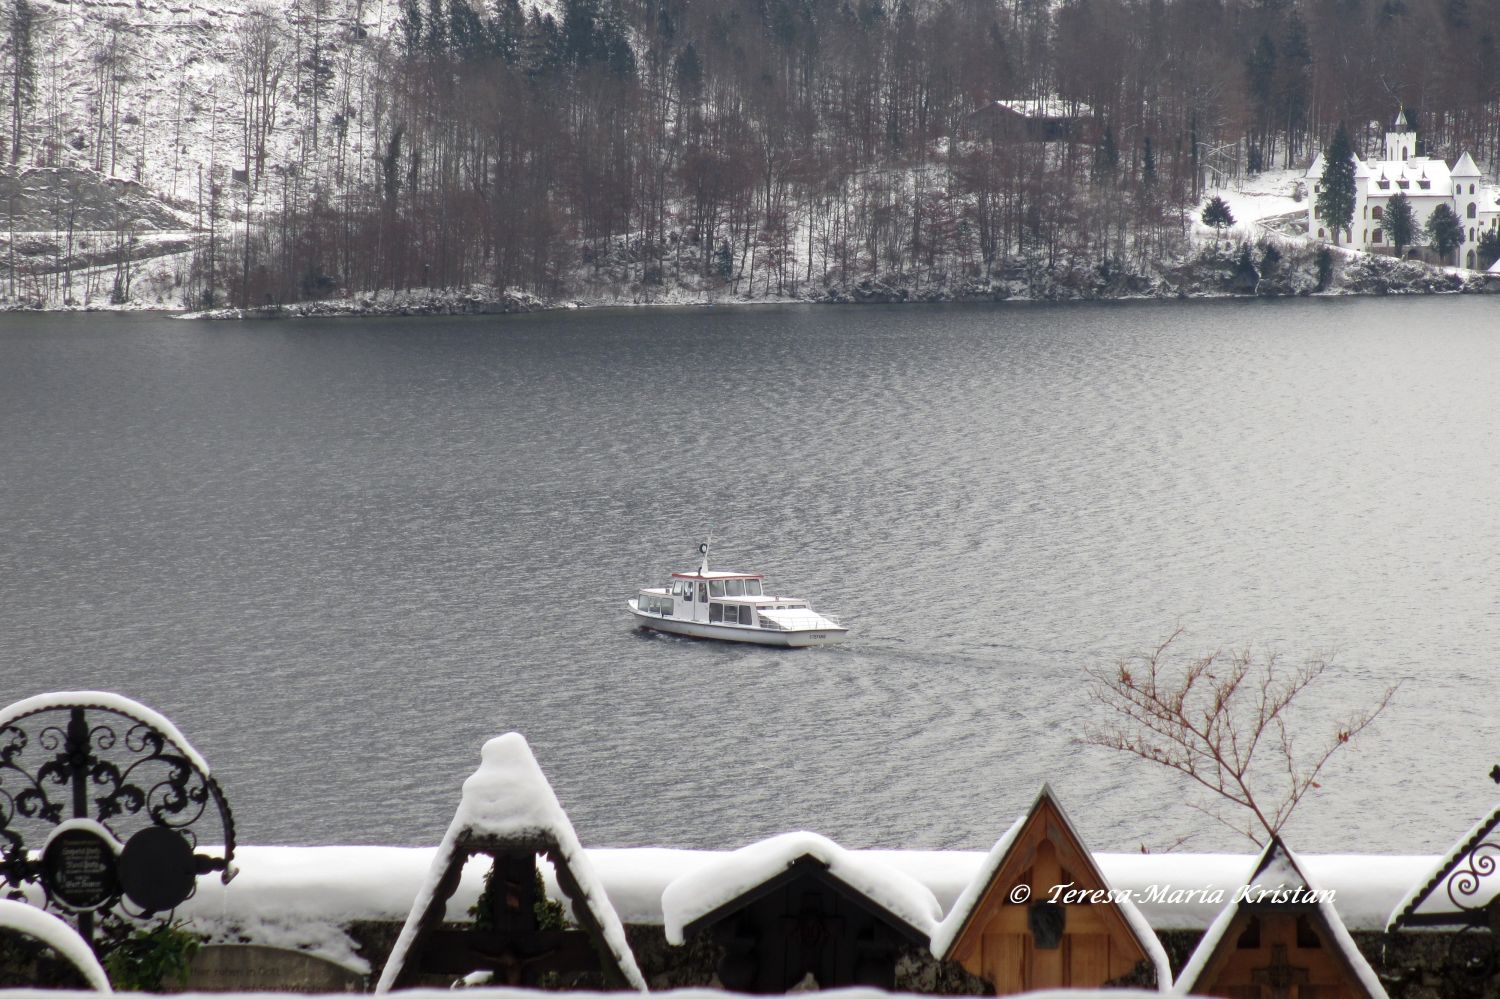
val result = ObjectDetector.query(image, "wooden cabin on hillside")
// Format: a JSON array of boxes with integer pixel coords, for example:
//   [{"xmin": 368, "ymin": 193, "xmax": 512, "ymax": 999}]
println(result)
[{"xmin": 964, "ymin": 99, "xmax": 1098, "ymax": 143}]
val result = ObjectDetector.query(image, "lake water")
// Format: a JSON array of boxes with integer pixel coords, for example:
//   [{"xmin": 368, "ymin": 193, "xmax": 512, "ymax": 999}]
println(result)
[{"xmin": 1, "ymin": 299, "xmax": 1497, "ymax": 856}]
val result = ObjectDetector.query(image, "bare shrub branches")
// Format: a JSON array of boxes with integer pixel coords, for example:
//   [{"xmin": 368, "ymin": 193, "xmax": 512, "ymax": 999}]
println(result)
[{"xmin": 1082, "ymin": 628, "xmax": 1398, "ymax": 846}]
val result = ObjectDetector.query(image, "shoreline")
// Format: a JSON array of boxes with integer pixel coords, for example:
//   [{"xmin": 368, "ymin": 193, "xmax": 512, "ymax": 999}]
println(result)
[{"xmin": 4, "ymin": 247, "xmax": 1495, "ymax": 320}]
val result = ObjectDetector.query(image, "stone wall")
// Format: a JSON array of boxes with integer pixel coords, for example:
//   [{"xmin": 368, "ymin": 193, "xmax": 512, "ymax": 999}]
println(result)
[{"xmin": 6, "ymin": 918, "xmax": 1498, "ymax": 994}]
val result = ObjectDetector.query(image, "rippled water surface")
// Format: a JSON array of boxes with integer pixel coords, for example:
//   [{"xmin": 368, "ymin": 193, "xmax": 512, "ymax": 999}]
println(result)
[{"xmin": 2, "ymin": 299, "xmax": 1497, "ymax": 854}]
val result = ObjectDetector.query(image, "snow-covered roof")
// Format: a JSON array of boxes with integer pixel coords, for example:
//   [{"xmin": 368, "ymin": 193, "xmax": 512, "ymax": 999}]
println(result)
[
  {"xmin": 375, "ymin": 734, "xmax": 646, "ymax": 992},
  {"xmin": 992, "ymin": 98, "xmax": 1094, "ymax": 119},
  {"xmin": 660, "ymin": 831, "xmax": 942, "ymax": 946},
  {"xmin": 1452, "ymin": 151, "xmax": 1482, "ymax": 177},
  {"xmin": 0, "ymin": 899, "xmax": 111, "ymax": 991},
  {"xmin": 1362, "ymin": 157, "xmax": 1453, "ymax": 197},
  {"xmin": 1175, "ymin": 839, "xmax": 1387, "ymax": 999},
  {"xmin": 928, "ymin": 820, "xmax": 1022, "ymax": 959},
  {"xmin": 0, "ymin": 691, "xmax": 212, "ymax": 776},
  {"xmin": 929, "ymin": 786, "xmax": 1170, "ymax": 989},
  {"xmin": 1386, "ymin": 800, "xmax": 1500, "ymax": 930}
]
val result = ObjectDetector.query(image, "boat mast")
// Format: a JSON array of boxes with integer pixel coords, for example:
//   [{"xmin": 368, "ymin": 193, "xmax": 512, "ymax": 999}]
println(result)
[{"xmin": 698, "ymin": 536, "xmax": 711, "ymax": 575}]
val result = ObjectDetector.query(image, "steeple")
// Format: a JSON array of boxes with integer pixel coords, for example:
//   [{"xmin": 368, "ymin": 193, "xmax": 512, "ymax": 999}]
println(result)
[{"xmin": 1385, "ymin": 106, "xmax": 1418, "ymax": 161}]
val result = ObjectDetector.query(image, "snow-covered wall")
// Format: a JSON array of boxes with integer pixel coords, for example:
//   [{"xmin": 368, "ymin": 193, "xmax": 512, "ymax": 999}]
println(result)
[{"xmin": 151, "ymin": 844, "xmax": 1435, "ymax": 972}]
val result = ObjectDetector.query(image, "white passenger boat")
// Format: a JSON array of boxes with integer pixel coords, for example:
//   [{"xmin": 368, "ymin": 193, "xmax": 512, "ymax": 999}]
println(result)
[{"xmin": 628, "ymin": 542, "xmax": 848, "ymax": 647}]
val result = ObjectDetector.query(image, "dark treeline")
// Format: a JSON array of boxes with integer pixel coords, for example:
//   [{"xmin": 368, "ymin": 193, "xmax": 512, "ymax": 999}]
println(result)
[{"xmin": 181, "ymin": 0, "xmax": 1500, "ymax": 307}]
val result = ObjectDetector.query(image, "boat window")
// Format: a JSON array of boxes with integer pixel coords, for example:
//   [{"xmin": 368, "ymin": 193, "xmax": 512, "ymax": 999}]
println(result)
[
  {"xmin": 709, "ymin": 602, "xmax": 723, "ymax": 623},
  {"xmin": 709, "ymin": 580, "xmax": 725, "ymax": 598},
  {"xmin": 726, "ymin": 579, "xmax": 745, "ymax": 597},
  {"xmin": 745, "ymin": 580, "xmax": 763, "ymax": 596},
  {"xmin": 738, "ymin": 605, "xmax": 753, "ymax": 625},
  {"xmin": 698, "ymin": 582, "xmax": 708, "ymax": 602}
]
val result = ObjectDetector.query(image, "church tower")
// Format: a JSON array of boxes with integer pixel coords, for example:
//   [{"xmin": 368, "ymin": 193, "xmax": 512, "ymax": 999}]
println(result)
[{"xmin": 1385, "ymin": 107, "xmax": 1418, "ymax": 161}]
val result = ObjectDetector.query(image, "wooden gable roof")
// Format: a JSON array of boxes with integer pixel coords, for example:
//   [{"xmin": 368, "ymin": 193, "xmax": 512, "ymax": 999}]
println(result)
[
  {"xmin": 931, "ymin": 785, "xmax": 1169, "ymax": 993},
  {"xmin": 1177, "ymin": 837, "xmax": 1387, "ymax": 999},
  {"xmin": 662, "ymin": 832, "xmax": 942, "ymax": 993}
]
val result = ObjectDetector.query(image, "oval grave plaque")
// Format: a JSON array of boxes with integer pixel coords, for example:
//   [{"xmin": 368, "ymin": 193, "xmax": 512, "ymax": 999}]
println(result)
[{"xmin": 40, "ymin": 827, "xmax": 120, "ymax": 912}]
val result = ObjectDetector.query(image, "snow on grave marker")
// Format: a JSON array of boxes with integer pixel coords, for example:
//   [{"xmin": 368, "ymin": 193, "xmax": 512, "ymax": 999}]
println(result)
[
  {"xmin": 930, "ymin": 784, "xmax": 1170, "ymax": 993},
  {"xmin": 374, "ymin": 733, "xmax": 645, "ymax": 992},
  {"xmin": 660, "ymin": 830, "xmax": 941, "ymax": 992},
  {"xmin": 0, "ymin": 898, "xmax": 112, "ymax": 991},
  {"xmin": 1176, "ymin": 837, "xmax": 1387, "ymax": 999},
  {"xmin": 1386, "ymin": 794, "xmax": 1500, "ymax": 931}
]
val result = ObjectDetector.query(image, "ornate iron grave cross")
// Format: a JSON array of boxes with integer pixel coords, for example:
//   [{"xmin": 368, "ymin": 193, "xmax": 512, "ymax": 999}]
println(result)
[{"xmin": 0, "ymin": 697, "xmax": 236, "ymax": 948}]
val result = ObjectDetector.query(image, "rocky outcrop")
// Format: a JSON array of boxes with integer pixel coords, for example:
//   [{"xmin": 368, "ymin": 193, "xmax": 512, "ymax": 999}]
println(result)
[{"xmin": 184, "ymin": 287, "xmax": 550, "ymax": 319}]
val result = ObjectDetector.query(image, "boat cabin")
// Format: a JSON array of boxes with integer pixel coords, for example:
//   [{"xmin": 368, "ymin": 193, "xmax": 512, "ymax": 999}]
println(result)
[{"xmin": 635, "ymin": 571, "xmax": 818, "ymax": 633}]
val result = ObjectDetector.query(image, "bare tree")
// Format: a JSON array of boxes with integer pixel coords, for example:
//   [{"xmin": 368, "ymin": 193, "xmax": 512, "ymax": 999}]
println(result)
[
  {"xmin": 236, "ymin": 4, "xmax": 289, "ymax": 188},
  {"xmin": 1083, "ymin": 629, "xmax": 1398, "ymax": 845}
]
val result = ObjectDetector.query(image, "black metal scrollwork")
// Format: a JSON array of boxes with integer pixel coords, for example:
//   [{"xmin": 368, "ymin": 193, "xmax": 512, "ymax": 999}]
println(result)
[
  {"xmin": 0, "ymin": 698, "xmax": 235, "ymax": 935},
  {"xmin": 1445, "ymin": 841, "xmax": 1500, "ymax": 917}
]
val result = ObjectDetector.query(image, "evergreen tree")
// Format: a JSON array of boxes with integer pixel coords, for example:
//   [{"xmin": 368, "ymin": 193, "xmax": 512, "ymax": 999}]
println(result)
[
  {"xmin": 1093, "ymin": 124, "xmax": 1119, "ymax": 186},
  {"xmin": 1425, "ymin": 203, "xmax": 1464, "ymax": 263},
  {"xmin": 1479, "ymin": 229, "xmax": 1500, "ymax": 270},
  {"xmin": 447, "ymin": 0, "xmax": 485, "ymax": 60},
  {"xmin": 1315, "ymin": 123, "xmax": 1356, "ymax": 245},
  {"xmin": 1232, "ymin": 241, "xmax": 1259, "ymax": 291},
  {"xmin": 1379, "ymin": 192, "xmax": 1415, "ymax": 255},
  {"xmin": 561, "ymin": 0, "xmax": 600, "ymax": 65},
  {"xmin": 423, "ymin": 0, "xmax": 447, "ymax": 56},
  {"xmin": 1276, "ymin": 14, "xmax": 1311, "ymax": 166},
  {"xmin": 1141, "ymin": 136, "xmax": 1156, "ymax": 189},
  {"xmin": 6, "ymin": 0, "xmax": 36, "ymax": 163},
  {"xmin": 674, "ymin": 43, "xmax": 702, "ymax": 99},
  {"xmin": 397, "ymin": 0, "xmax": 423, "ymax": 58},
  {"xmin": 1201, "ymin": 195, "xmax": 1234, "ymax": 241}
]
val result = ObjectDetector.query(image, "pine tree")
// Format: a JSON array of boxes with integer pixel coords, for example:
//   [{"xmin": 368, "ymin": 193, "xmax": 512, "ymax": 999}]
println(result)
[
  {"xmin": 1315, "ymin": 123, "xmax": 1356, "ymax": 246},
  {"xmin": 1379, "ymin": 192, "xmax": 1415, "ymax": 255},
  {"xmin": 1201, "ymin": 195, "xmax": 1235, "ymax": 241},
  {"xmin": 1425, "ymin": 203, "xmax": 1464, "ymax": 263}
]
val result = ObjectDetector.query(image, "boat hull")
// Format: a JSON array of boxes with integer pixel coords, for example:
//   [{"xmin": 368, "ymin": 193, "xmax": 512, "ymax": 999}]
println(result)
[{"xmin": 629, "ymin": 609, "xmax": 847, "ymax": 647}]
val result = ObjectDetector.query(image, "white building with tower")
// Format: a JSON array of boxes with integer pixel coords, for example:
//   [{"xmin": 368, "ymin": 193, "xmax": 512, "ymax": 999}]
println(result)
[{"xmin": 1306, "ymin": 109, "xmax": 1500, "ymax": 269}]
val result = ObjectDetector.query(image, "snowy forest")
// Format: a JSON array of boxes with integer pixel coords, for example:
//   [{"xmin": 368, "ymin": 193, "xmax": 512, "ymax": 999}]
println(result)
[{"xmin": 2, "ymin": 0, "xmax": 1498, "ymax": 306}]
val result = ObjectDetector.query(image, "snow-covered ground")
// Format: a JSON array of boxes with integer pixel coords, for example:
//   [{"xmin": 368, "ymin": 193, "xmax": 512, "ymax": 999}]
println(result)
[{"xmin": 1192, "ymin": 169, "xmax": 1310, "ymax": 245}]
